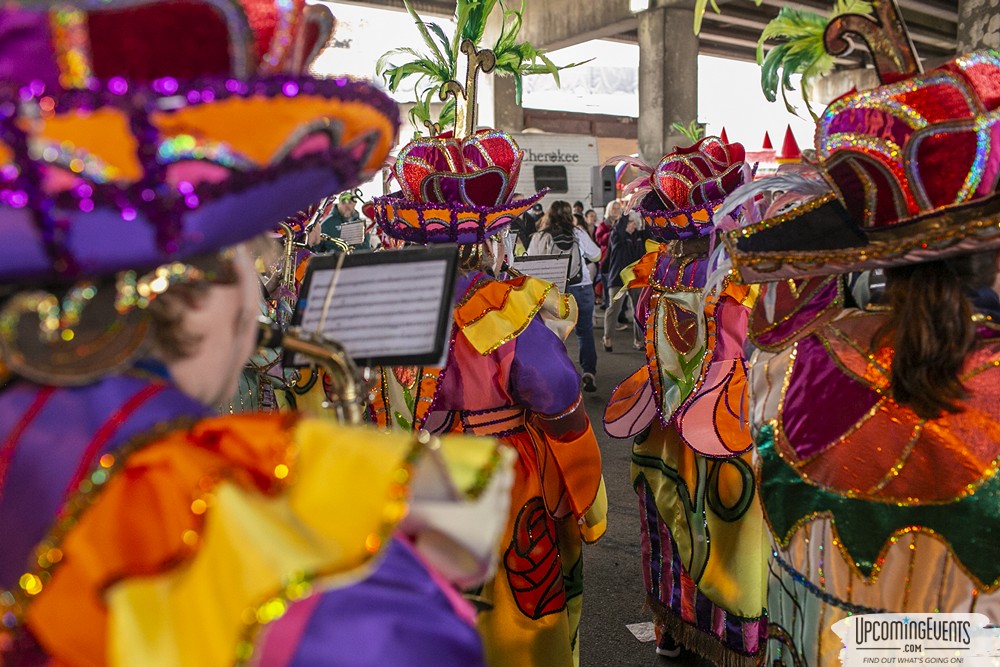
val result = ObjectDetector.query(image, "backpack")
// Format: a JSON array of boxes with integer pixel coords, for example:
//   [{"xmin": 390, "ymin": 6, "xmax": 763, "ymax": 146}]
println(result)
[{"xmin": 545, "ymin": 229, "xmax": 583, "ymax": 286}]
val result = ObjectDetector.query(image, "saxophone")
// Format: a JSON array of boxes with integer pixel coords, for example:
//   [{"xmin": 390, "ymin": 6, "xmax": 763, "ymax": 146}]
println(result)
[{"xmin": 258, "ymin": 320, "xmax": 366, "ymax": 425}]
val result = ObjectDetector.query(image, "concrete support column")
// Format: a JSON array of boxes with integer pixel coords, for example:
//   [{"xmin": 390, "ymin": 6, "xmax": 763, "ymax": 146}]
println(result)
[
  {"xmin": 637, "ymin": 5, "xmax": 698, "ymax": 164},
  {"xmin": 493, "ymin": 75, "xmax": 525, "ymax": 133},
  {"xmin": 957, "ymin": 0, "xmax": 1000, "ymax": 51}
]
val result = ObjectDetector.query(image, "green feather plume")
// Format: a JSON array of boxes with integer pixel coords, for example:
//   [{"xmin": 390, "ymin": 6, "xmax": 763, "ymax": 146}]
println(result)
[
  {"xmin": 377, "ymin": 0, "xmax": 586, "ymax": 136},
  {"xmin": 756, "ymin": 0, "xmax": 873, "ymax": 119}
]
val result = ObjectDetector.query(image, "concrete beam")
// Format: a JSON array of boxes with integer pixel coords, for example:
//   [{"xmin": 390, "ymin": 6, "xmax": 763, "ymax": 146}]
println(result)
[
  {"xmin": 493, "ymin": 75, "xmax": 525, "ymax": 133},
  {"xmin": 522, "ymin": 109, "xmax": 638, "ymax": 139},
  {"xmin": 520, "ymin": 0, "xmax": 638, "ymax": 51},
  {"xmin": 808, "ymin": 68, "xmax": 881, "ymax": 106}
]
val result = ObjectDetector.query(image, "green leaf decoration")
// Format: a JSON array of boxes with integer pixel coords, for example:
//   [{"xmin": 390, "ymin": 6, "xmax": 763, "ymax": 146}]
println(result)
[
  {"xmin": 377, "ymin": 0, "xmax": 588, "ymax": 134},
  {"xmin": 402, "ymin": 385, "xmax": 416, "ymax": 414},
  {"xmin": 756, "ymin": 0, "xmax": 873, "ymax": 119},
  {"xmin": 670, "ymin": 120, "xmax": 705, "ymax": 144},
  {"xmin": 394, "ymin": 411, "xmax": 413, "ymax": 431}
]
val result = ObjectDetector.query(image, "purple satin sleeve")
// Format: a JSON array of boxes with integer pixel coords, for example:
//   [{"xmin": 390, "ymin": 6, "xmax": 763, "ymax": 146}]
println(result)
[
  {"xmin": 510, "ymin": 317, "xmax": 581, "ymax": 416},
  {"xmin": 0, "ymin": 10, "xmax": 61, "ymax": 90},
  {"xmin": 288, "ymin": 538, "xmax": 485, "ymax": 667},
  {"xmin": 0, "ymin": 376, "xmax": 207, "ymax": 589}
]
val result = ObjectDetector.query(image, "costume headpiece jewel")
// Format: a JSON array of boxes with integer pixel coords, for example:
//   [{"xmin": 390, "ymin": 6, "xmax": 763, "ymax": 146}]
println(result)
[{"xmin": 723, "ymin": 0, "xmax": 1000, "ymax": 282}]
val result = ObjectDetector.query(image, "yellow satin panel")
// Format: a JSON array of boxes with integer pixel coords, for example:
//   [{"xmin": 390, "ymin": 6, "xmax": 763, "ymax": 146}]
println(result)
[
  {"xmin": 635, "ymin": 423, "xmax": 768, "ymax": 617},
  {"xmin": 105, "ymin": 419, "xmax": 413, "ymax": 667},
  {"xmin": 579, "ymin": 476, "xmax": 608, "ymax": 544},
  {"xmin": 459, "ymin": 277, "xmax": 576, "ymax": 355},
  {"xmin": 438, "ymin": 434, "xmax": 507, "ymax": 495},
  {"xmin": 152, "ymin": 96, "xmax": 396, "ymax": 170}
]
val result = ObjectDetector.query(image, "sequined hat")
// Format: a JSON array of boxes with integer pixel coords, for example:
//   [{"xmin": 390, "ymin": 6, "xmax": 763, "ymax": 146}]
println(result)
[
  {"xmin": 370, "ymin": 40, "xmax": 543, "ymax": 245},
  {"xmin": 723, "ymin": 6, "xmax": 1000, "ymax": 282},
  {"xmin": 371, "ymin": 128, "xmax": 544, "ymax": 245},
  {"xmin": 0, "ymin": 0, "xmax": 399, "ymax": 284},
  {"xmin": 618, "ymin": 136, "xmax": 750, "ymax": 244}
]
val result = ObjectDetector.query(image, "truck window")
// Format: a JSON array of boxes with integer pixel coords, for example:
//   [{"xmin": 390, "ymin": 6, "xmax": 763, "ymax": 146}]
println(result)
[{"xmin": 533, "ymin": 165, "xmax": 568, "ymax": 193}]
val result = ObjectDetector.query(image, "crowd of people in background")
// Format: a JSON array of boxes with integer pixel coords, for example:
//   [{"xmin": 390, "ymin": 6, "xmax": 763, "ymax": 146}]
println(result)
[
  {"xmin": 315, "ymin": 189, "xmax": 654, "ymax": 395},
  {"xmin": 513, "ymin": 196, "xmax": 650, "ymax": 393}
]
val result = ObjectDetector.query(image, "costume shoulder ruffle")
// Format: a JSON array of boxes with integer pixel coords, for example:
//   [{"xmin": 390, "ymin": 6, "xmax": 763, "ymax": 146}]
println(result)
[
  {"xmin": 455, "ymin": 275, "xmax": 576, "ymax": 355},
  {"xmin": 15, "ymin": 413, "xmax": 510, "ymax": 665}
]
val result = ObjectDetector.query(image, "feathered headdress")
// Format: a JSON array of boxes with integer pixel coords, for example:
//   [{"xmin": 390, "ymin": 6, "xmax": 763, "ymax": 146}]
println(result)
[{"xmin": 376, "ymin": 0, "xmax": 583, "ymax": 135}]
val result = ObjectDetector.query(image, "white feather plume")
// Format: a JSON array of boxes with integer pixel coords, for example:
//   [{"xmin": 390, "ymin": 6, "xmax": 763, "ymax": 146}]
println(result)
[
  {"xmin": 714, "ymin": 171, "xmax": 832, "ymax": 223},
  {"xmin": 703, "ymin": 170, "xmax": 832, "ymax": 301}
]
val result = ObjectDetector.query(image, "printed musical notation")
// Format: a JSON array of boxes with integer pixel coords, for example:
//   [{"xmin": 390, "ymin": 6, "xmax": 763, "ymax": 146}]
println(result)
[
  {"xmin": 337, "ymin": 221, "xmax": 365, "ymax": 246},
  {"xmin": 292, "ymin": 247, "xmax": 458, "ymax": 366},
  {"xmin": 512, "ymin": 254, "xmax": 571, "ymax": 292}
]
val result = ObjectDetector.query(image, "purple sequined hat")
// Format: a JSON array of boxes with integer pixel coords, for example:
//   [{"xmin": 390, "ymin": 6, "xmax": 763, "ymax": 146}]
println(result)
[{"xmin": 0, "ymin": 0, "xmax": 400, "ymax": 283}]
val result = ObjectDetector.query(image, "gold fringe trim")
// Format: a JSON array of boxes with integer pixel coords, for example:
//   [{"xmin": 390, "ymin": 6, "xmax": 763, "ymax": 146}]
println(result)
[{"xmin": 646, "ymin": 594, "xmax": 764, "ymax": 667}]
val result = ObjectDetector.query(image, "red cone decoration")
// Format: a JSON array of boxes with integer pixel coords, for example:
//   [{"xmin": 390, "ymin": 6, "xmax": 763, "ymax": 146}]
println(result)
[{"xmin": 776, "ymin": 125, "xmax": 801, "ymax": 163}]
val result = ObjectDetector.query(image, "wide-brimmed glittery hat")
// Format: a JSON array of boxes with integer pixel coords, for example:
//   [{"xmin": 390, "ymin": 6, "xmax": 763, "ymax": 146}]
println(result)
[
  {"xmin": 371, "ymin": 128, "xmax": 544, "ymax": 245},
  {"xmin": 623, "ymin": 136, "xmax": 750, "ymax": 243},
  {"xmin": 0, "ymin": 0, "xmax": 399, "ymax": 385},
  {"xmin": 0, "ymin": 0, "xmax": 399, "ymax": 284},
  {"xmin": 723, "ymin": 1, "xmax": 1000, "ymax": 281}
]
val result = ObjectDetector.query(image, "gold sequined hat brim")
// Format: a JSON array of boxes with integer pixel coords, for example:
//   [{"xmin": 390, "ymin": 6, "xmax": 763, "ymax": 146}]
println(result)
[{"xmin": 723, "ymin": 191, "xmax": 1000, "ymax": 283}]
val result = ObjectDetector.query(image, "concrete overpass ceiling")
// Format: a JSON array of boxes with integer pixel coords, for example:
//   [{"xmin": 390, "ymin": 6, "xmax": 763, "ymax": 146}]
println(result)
[
  {"xmin": 335, "ymin": 0, "xmax": 957, "ymax": 69},
  {"xmin": 337, "ymin": 0, "xmax": 454, "ymax": 15},
  {"xmin": 614, "ymin": 0, "xmax": 956, "ymax": 66}
]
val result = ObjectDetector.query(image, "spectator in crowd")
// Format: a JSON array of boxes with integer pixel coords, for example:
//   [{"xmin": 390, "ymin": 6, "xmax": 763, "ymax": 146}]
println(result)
[
  {"xmin": 602, "ymin": 209, "xmax": 647, "ymax": 352},
  {"xmin": 584, "ymin": 208, "xmax": 598, "ymax": 238},
  {"xmin": 517, "ymin": 202, "xmax": 544, "ymax": 250},
  {"xmin": 527, "ymin": 201, "xmax": 602, "ymax": 392},
  {"xmin": 595, "ymin": 201, "xmax": 621, "ymax": 309},
  {"xmin": 316, "ymin": 191, "xmax": 370, "ymax": 252},
  {"xmin": 573, "ymin": 200, "xmax": 585, "ymax": 217},
  {"xmin": 574, "ymin": 212, "xmax": 593, "ymax": 240}
]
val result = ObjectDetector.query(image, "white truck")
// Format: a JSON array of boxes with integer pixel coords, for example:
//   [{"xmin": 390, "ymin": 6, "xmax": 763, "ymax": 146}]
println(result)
[{"xmin": 509, "ymin": 132, "xmax": 601, "ymax": 213}]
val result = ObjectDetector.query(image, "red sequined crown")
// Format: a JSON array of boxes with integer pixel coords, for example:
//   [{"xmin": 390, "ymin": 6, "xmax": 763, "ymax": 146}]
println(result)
[{"xmin": 45, "ymin": 0, "xmax": 333, "ymax": 89}]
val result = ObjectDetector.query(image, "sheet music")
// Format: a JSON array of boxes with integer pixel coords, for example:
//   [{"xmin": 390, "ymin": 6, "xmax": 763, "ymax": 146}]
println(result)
[
  {"xmin": 293, "ymin": 252, "xmax": 454, "ymax": 365},
  {"xmin": 337, "ymin": 221, "xmax": 365, "ymax": 246},
  {"xmin": 513, "ymin": 254, "xmax": 572, "ymax": 292}
]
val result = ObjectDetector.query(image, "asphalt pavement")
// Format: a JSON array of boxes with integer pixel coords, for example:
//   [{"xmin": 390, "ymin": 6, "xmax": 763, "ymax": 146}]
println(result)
[{"xmin": 563, "ymin": 308, "xmax": 713, "ymax": 667}]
